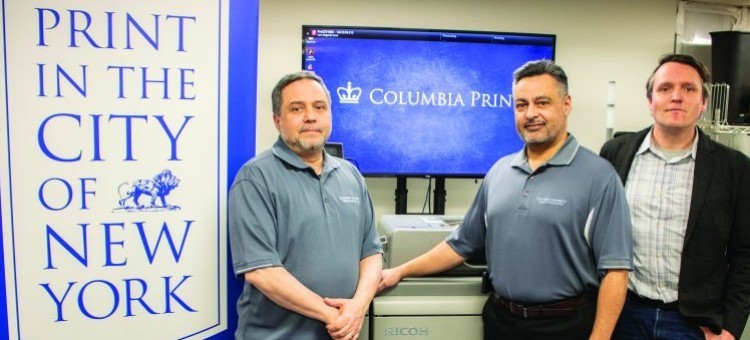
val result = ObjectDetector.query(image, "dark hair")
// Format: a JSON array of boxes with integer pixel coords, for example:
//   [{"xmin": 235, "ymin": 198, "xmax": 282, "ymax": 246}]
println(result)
[
  {"xmin": 645, "ymin": 54, "xmax": 710, "ymax": 101},
  {"xmin": 271, "ymin": 71, "xmax": 331, "ymax": 115},
  {"xmin": 513, "ymin": 59, "xmax": 568, "ymax": 97}
]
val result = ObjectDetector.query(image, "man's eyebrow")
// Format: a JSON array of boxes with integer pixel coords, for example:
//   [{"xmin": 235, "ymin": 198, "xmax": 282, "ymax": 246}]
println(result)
[{"xmin": 287, "ymin": 100, "xmax": 328, "ymax": 105}]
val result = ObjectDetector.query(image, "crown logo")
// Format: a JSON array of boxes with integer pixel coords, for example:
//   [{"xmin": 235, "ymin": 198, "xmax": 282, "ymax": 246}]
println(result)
[{"xmin": 337, "ymin": 81, "xmax": 362, "ymax": 104}]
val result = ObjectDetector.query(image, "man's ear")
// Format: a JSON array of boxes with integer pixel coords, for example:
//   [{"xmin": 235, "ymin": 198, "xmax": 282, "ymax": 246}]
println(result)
[
  {"xmin": 564, "ymin": 94, "xmax": 572, "ymax": 117},
  {"xmin": 273, "ymin": 114, "xmax": 281, "ymax": 131}
]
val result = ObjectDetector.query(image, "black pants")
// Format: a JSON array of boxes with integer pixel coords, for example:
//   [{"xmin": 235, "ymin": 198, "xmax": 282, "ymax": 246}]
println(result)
[{"xmin": 482, "ymin": 295, "xmax": 596, "ymax": 340}]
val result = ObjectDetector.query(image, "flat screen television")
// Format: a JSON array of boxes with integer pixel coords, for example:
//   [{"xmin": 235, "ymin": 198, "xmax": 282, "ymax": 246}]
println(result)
[{"xmin": 302, "ymin": 25, "xmax": 556, "ymax": 177}]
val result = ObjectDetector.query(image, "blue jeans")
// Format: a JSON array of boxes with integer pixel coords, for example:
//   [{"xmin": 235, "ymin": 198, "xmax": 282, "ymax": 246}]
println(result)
[{"xmin": 613, "ymin": 298, "xmax": 703, "ymax": 340}]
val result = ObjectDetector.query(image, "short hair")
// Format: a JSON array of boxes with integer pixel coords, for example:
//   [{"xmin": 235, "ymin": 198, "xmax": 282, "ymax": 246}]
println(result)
[
  {"xmin": 645, "ymin": 54, "xmax": 710, "ymax": 101},
  {"xmin": 513, "ymin": 59, "xmax": 569, "ymax": 97},
  {"xmin": 271, "ymin": 71, "xmax": 331, "ymax": 115}
]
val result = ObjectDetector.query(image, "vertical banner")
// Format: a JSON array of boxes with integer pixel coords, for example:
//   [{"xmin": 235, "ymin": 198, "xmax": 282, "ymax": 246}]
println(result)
[{"xmin": 0, "ymin": 0, "xmax": 230, "ymax": 338}]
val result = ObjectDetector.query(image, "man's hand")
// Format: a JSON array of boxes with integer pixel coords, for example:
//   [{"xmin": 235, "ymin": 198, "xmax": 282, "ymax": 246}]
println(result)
[
  {"xmin": 700, "ymin": 327, "xmax": 735, "ymax": 340},
  {"xmin": 324, "ymin": 298, "xmax": 365, "ymax": 340},
  {"xmin": 321, "ymin": 304, "xmax": 341, "ymax": 330},
  {"xmin": 377, "ymin": 268, "xmax": 403, "ymax": 293},
  {"xmin": 377, "ymin": 241, "xmax": 466, "ymax": 294}
]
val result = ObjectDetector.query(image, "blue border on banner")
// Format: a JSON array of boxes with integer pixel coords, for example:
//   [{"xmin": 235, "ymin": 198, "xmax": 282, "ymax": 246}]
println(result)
[
  {"xmin": 1, "ymin": 0, "xmax": 18, "ymax": 337},
  {"xmin": 208, "ymin": 0, "xmax": 258, "ymax": 338},
  {"xmin": 0, "ymin": 0, "xmax": 6, "ymax": 335}
]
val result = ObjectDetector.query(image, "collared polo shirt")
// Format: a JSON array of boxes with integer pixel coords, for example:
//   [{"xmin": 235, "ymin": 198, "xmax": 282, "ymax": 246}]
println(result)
[
  {"xmin": 448, "ymin": 135, "xmax": 633, "ymax": 303},
  {"xmin": 229, "ymin": 138, "xmax": 382, "ymax": 339}
]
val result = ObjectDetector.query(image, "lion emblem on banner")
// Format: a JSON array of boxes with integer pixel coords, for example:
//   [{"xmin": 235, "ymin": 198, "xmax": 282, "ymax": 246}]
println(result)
[{"xmin": 116, "ymin": 169, "xmax": 181, "ymax": 211}]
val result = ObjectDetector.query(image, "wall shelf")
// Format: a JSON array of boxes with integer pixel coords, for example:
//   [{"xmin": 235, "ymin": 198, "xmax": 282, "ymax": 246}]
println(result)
[{"xmin": 698, "ymin": 83, "xmax": 750, "ymax": 135}]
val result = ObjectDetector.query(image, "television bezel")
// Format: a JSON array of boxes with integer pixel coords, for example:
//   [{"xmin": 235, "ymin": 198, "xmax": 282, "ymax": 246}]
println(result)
[{"xmin": 302, "ymin": 25, "xmax": 557, "ymax": 178}]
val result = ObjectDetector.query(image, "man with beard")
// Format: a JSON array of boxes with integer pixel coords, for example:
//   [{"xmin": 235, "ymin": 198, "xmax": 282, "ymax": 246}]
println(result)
[
  {"xmin": 229, "ymin": 71, "xmax": 382, "ymax": 340},
  {"xmin": 378, "ymin": 60, "xmax": 633, "ymax": 340}
]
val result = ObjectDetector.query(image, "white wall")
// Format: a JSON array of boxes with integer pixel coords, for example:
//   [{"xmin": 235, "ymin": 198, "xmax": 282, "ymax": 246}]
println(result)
[{"xmin": 257, "ymin": 0, "xmax": 678, "ymax": 218}]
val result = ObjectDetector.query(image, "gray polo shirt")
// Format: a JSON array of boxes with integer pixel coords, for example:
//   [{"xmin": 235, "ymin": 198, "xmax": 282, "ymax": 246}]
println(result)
[
  {"xmin": 448, "ymin": 135, "xmax": 633, "ymax": 304},
  {"xmin": 229, "ymin": 138, "xmax": 382, "ymax": 340}
]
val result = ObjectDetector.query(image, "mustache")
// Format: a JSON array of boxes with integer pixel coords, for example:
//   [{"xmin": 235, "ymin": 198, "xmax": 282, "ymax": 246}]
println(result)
[
  {"xmin": 300, "ymin": 126, "xmax": 322, "ymax": 133},
  {"xmin": 524, "ymin": 120, "xmax": 545, "ymax": 127}
]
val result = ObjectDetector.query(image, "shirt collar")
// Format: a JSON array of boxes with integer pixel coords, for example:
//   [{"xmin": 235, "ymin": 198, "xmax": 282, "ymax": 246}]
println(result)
[
  {"xmin": 636, "ymin": 127, "xmax": 699, "ymax": 160},
  {"xmin": 272, "ymin": 137, "xmax": 341, "ymax": 173},
  {"xmin": 511, "ymin": 134, "xmax": 580, "ymax": 171}
]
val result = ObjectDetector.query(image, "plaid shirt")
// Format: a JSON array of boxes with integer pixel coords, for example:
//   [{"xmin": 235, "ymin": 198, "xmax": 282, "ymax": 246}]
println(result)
[{"xmin": 625, "ymin": 128, "xmax": 698, "ymax": 303}]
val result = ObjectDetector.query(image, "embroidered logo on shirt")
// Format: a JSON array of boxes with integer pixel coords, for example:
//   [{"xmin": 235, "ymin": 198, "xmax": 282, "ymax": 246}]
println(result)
[
  {"xmin": 536, "ymin": 196, "xmax": 567, "ymax": 206},
  {"xmin": 339, "ymin": 196, "xmax": 360, "ymax": 204}
]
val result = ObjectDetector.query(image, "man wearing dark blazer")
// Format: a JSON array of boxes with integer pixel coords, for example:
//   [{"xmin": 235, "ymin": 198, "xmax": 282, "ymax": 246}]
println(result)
[{"xmin": 600, "ymin": 54, "xmax": 750, "ymax": 339}]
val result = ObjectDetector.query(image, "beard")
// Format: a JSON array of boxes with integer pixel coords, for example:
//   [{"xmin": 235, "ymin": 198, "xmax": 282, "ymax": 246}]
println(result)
[
  {"xmin": 280, "ymin": 129, "xmax": 328, "ymax": 154},
  {"xmin": 518, "ymin": 122, "xmax": 562, "ymax": 147}
]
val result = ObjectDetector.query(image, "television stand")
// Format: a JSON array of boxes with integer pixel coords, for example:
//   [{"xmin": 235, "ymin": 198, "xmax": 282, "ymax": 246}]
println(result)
[{"xmin": 394, "ymin": 176, "xmax": 446, "ymax": 215}]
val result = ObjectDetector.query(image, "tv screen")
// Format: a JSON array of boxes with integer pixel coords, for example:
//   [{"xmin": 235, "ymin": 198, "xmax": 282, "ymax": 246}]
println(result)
[{"xmin": 302, "ymin": 26, "xmax": 556, "ymax": 177}]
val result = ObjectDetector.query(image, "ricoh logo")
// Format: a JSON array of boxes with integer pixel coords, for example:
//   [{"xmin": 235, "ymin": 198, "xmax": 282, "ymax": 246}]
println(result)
[
  {"xmin": 336, "ymin": 81, "xmax": 512, "ymax": 108},
  {"xmin": 384, "ymin": 327, "xmax": 429, "ymax": 337}
]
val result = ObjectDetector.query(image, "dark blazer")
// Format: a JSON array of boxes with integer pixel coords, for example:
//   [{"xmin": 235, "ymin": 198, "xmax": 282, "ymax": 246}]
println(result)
[{"xmin": 600, "ymin": 127, "xmax": 750, "ymax": 337}]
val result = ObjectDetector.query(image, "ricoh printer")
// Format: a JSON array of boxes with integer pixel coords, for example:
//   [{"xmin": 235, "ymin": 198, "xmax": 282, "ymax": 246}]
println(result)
[{"xmin": 370, "ymin": 215, "xmax": 487, "ymax": 340}]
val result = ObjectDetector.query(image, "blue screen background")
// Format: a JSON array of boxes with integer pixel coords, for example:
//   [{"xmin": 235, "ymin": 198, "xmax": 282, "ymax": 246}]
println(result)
[{"xmin": 306, "ymin": 31, "xmax": 554, "ymax": 177}]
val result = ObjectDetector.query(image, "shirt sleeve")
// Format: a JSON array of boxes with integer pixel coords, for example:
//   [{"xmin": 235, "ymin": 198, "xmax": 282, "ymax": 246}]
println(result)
[
  {"xmin": 446, "ymin": 180, "xmax": 487, "ymax": 260},
  {"xmin": 358, "ymin": 172, "xmax": 383, "ymax": 259},
  {"xmin": 360, "ymin": 189, "xmax": 383, "ymax": 259},
  {"xmin": 228, "ymin": 169, "xmax": 282, "ymax": 278},
  {"xmin": 589, "ymin": 171, "xmax": 634, "ymax": 271}
]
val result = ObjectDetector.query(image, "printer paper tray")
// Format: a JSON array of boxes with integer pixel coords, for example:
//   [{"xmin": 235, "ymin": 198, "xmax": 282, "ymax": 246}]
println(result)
[{"xmin": 373, "ymin": 295, "xmax": 487, "ymax": 315}]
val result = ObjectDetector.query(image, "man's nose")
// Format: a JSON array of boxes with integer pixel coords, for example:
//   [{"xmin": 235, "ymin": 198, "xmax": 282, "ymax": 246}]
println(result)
[
  {"xmin": 524, "ymin": 105, "xmax": 539, "ymax": 119},
  {"xmin": 670, "ymin": 89, "xmax": 684, "ymax": 102},
  {"xmin": 303, "ymin": 107, "xmax": 317, "ymax": 121}
]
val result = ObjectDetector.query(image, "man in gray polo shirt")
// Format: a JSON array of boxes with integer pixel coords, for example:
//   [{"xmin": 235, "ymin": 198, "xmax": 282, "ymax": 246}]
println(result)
[
  {"xmin": 229, "ymin": 71, "xmax": 382, "ymax": 340},
  {"xmin": 379, "ymin": 60, "xmax": 633, "ymax": 340}
]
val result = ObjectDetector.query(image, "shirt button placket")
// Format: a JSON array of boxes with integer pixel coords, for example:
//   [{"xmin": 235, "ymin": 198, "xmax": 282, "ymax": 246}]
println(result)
[
  {"xmin": 321, "ymin": 182, "xmax": 329, "ymax": 216},
  {"xmin": 520, "ymin": 175, "xmax": 532, "ymax": 210}
]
